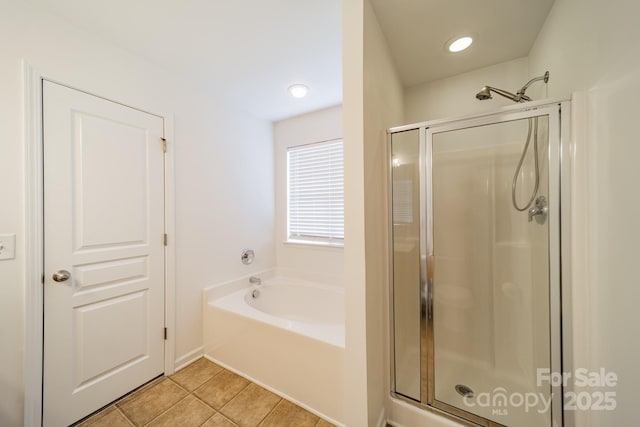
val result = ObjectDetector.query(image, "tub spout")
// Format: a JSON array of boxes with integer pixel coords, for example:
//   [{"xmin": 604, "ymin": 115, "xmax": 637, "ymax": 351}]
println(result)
[{"xmin": 249, "ymin": 276, "xmax": 262, "ymax": 285}]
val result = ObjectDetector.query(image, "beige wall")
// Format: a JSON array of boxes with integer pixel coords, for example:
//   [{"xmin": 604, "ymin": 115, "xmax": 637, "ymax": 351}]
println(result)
[
  {"xmin": 404, "ymin": 57, "xmax": 529, "ymax": 123},
  {"xmin": 0, "ymin": 3, "xmax": 274, "ymax": 424},
  {"xmin": 363, "ymin": 0, "xmax": 405, "ymax": 424},
  {"xmin": 529, "ymin": 0, "xmax": 640, "ymax": 425},
  {"xmin": 342, "ymin": 0, "xmax": 369, "ymax": 424},
  {"xmin": 342, "ymin": 0, "xmax": 406, "ymax": 424},
  {"xmin": 273, "ymin": 106, "xmax": 344, "ymax": 284}
]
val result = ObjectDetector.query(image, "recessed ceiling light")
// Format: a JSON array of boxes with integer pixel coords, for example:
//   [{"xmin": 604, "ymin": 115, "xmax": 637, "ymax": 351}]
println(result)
[
  {"xmin": 448, "ymin": 36, "xmax": 473, "ymax": 53},
  {"xmin": 288, "ymin": 84, "xmax": 309, "ymax": 98}
]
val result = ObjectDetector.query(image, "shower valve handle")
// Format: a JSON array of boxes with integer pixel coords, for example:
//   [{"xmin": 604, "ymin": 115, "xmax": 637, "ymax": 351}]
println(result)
[{"xmin": 528, "ymin": 196, "xmax": 548, "ymax": 223}]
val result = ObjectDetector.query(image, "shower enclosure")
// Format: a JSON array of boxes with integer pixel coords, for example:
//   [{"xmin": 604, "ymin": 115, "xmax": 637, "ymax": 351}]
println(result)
[{"xmin": 389, "ymin": 101, "xmax": 569, "ymax": 427}]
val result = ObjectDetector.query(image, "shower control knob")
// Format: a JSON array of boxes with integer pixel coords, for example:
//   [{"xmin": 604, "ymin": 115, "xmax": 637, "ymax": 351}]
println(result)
[
  {"xmin": 528, "ymin": 196, "xmax": 548, "ymax": 224},
  {"xmin": 241, "ymin": 249, "xmax": 255, "ymax": 265}
]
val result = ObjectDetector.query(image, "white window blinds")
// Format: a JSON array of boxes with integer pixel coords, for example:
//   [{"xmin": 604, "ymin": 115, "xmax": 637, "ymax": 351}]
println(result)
[{"xmin": 287, "ymin": 139, "xmax": 344, "ymax": 245}]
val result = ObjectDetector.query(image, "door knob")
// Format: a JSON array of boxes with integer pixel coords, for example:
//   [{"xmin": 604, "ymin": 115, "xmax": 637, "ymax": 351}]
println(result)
[{"xmin": 52, "ymin": 270, "xmax": 71, "ymax": 282}]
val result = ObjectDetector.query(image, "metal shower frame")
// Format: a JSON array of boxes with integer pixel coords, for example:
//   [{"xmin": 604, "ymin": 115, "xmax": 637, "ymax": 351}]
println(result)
[{"xmin": 387, "ymin": 99, "xmax": 572, "ymax": 427}]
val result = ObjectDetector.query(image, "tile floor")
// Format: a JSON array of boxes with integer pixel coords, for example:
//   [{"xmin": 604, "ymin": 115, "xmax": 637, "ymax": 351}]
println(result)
[{"xmin": 77, "ymin": 357, "xmax": 335, "ymax": 427}]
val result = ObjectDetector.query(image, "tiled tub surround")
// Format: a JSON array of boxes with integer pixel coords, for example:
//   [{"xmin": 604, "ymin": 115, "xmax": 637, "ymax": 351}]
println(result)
[
  {"xmin": 78, "ymin": 358, "xmax": 335, "ymax": 427},
  {"xmin": 203, "ymin": 273, "xmax": 345, "ymax": 426}
]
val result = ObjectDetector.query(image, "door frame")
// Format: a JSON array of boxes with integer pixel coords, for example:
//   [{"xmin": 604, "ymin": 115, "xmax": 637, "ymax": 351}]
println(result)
[{"xmin": 23, "ymin": 61, "xmax": 176, "ymax": 426}]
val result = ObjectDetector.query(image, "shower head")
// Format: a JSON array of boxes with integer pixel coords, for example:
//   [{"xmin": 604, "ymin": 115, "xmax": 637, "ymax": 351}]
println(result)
[
  {"xmin": 475, "ymin": 86, "xmax": 492, "ymax": 100},
  {"xmin": 475, "ymin": 86, "xmax": 527, "ymax": 103},
  {"xmin": 475, "ymin": 71, "xmax": 549, "ymax": 103}
]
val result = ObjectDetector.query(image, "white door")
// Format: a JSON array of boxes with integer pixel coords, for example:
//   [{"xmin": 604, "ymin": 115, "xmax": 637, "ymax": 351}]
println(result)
[{"xmin": 43, "ymin": 81, "xmax": 166, "ymax": 426}]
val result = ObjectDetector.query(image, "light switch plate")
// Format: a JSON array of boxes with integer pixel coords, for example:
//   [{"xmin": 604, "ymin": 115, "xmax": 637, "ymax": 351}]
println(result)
[{"xmin": 0, "ymin": 234, "xmax": 16, "ymax": 260}]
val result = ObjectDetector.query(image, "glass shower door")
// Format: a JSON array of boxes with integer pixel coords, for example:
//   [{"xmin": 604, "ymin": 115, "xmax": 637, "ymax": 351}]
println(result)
[{"xmin": 427, "ymin": 113, "xmax": 556, "ymax": 427}]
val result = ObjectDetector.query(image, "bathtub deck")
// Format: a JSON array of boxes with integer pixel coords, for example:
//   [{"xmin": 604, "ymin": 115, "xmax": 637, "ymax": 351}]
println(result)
[{"xmin": 76, "ymin": 357, "xmax": 336, "ymax": 427}]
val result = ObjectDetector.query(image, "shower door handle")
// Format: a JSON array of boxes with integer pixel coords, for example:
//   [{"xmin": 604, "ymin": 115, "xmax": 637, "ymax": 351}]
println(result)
[{"xmin": 427, "ymin": 255, "xmax": 434, "ymax": 320}]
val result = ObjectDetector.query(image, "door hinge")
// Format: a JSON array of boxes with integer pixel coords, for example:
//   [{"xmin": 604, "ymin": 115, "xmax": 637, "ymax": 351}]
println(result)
[
  {"xmin": 164, "ymin": 233, "xmax": 168, "ymax": 246},
  {"xmin": 161, "ymin": 137, "xmax": 167, "ymax": 153},
  {"xmin": 164, "ymin": 327, "xmax": 168, "ymax": 340},
  {"xmin": 41, "ymin": 274, "xmax": 45, "ymax": 284}
]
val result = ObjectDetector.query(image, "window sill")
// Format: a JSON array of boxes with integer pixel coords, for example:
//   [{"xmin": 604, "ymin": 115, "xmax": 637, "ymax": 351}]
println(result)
[{"xmin": 282, "ymin": 240, "xmax": 344, "ymax": 251}]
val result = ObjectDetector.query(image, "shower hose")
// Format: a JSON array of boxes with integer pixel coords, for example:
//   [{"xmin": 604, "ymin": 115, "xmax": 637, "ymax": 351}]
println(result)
[{"xmin": 512, "ymin": 116, "xmax": 540, "ymax": 211}]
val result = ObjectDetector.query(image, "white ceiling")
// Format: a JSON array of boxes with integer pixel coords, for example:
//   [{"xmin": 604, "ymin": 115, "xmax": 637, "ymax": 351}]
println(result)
[
  {"xmin": 30, "ymin": 0, "xmax": 343, "ymax": 121},
  {"xmin": 30, "ymin": 0, "xmax": 555, "ymax": 121},
  {"xmin": 370, "ymin": 0, "xmax": 556, "ymax": 87}
]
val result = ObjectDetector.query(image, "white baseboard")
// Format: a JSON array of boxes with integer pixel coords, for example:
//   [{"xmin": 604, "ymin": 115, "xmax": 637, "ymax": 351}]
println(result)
[
  {"xmin": 173, "ymin": 346, "xmax": 203, "ymax": 372},
  {"xmin": 203, "ymin": 354, "xmax": 345, "ymax": 427}
]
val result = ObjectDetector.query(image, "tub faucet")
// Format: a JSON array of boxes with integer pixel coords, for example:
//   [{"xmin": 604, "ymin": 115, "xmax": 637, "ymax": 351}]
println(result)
[{"xmin": 249, "ymin": 276, "xmax": 262, "ymax": 286}]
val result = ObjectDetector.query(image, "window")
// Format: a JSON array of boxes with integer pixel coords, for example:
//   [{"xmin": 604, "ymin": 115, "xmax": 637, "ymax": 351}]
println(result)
[{"xmin": 287, "ymin": 139, "xmax": 344, "ymax": 246}]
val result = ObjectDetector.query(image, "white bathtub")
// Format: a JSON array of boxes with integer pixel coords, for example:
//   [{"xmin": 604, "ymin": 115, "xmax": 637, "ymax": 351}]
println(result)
[{"xmin": 203, "ymin": 274, "xmax": 345, "ymax": 425}]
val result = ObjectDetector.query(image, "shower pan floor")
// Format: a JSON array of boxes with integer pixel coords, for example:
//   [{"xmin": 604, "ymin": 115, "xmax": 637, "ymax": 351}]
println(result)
[{"xmin": 434, "ymin": 351, "xmax": 551, "ymax": 427}]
